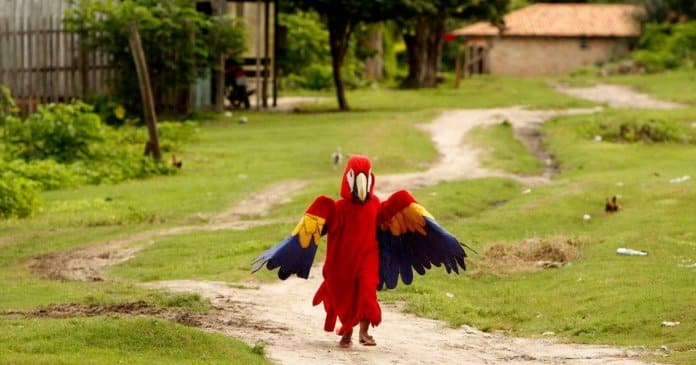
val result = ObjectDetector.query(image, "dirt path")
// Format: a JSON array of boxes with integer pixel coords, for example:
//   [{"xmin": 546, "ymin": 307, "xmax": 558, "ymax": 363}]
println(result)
[
  {"xmin": 27, "ymin": 85, "xmax": 677, "ymax": 364},
  {"xmin": 375, "ymin": 107, "xmax": 600, "ymax": 197},
  {"xmin": 29, "ymin": 180, "xmax": 307, "ymax": 282},
  {"xmin": 554, "ymin": 84, "xmax": 683, "ymax": 109},
  {"xmin": 146, "ymin": 278, "xmax": 649, "ymax": 365}
]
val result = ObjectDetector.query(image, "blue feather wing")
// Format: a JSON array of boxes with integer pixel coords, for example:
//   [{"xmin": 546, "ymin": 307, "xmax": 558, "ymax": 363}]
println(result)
[
  {"xmin": 251, "ymin": 234, "xmax": 319, "ymax": 280},
  {"xmin": 377, "ymin": 217, "xmax": 468, "ymax": 290}
]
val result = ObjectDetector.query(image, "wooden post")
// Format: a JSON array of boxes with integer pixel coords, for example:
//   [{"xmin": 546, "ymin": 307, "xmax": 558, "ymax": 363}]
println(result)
[
  {"xmin": 453, "ymin": 44, "xmax": 462, "ymax": 89},
  {"xmin": 127, "ymin": 21, "xmax": 161, "ymax": 161}
]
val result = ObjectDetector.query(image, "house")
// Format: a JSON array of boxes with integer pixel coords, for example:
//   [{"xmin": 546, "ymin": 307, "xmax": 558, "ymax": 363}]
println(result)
[{"xmin": 450, "ymin": 3, "xmax": 643, "ymax": 76}]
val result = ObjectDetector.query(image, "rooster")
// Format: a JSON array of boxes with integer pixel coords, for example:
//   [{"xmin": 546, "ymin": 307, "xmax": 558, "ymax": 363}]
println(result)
[{"xmin": 171, "ymin": 155, "xmax": 182, "ymax": 169}]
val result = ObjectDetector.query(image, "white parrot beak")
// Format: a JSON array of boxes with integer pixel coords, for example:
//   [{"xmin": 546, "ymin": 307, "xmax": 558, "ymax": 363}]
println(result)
[{"xmin": 355, "ymin": 172, "xmax": 368, "ymax": 202}]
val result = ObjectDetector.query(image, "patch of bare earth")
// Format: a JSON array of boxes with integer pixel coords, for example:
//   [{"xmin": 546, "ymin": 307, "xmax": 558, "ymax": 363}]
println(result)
[
  {"xmin": 375, "ymin": 107, "xmax": 600, "ymax": 198},
  {"xmin": 145, "ymin": 275, "xmax": 651, "ymax": 365},
  {"xmin": 0, "ymin": 301, "xmax": 210, "ymax": 328},
  {"xmin": 470, "ymin": 236, "xmax": 584, "ymax": 277},
  {"xmin": 554, "ymin": 84, "xmax": 683, "ymax": 109}
]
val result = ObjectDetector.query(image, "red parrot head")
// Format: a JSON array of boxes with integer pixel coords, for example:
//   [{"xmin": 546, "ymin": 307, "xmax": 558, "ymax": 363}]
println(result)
[{"xmin": 340, "ymin": 155, "xmax": 375, "ymax": 203}]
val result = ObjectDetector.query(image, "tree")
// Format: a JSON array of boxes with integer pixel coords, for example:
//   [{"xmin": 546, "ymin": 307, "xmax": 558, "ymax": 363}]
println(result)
[
  {"xmin": 281, "ymin": 1, "xmax": 389, "ymax": 110},
  {"xmin": 64, "ymin": 0, "xmax": 245, "ymax": 115},
  {"xmin": 395, "ymin": 0, "xmax": 508, "ymax": 88},
  {"xmin": 643, "ymin": 0, "xmax": 696, "ymax": 22}
]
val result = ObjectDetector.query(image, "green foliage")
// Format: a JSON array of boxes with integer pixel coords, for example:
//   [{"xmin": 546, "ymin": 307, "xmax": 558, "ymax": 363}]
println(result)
[
  {"xmin": 0, "ymin": 84, "xmax": 18, "ymax": 126},
  {"xmin": 286, "ymin": 64, "xmax": 334, "ymax": 90},
  {"xmin": 278, "ymin": 11, "xmax": 367, "ymax": 90},
  {"xmin": 0, "ymin": 174, "xmax": 41, "ymax": 219},
  {"xmin": 64, "ymin": 0, "xmax": 246, "ymax": 112},
  {"xmin": 633, "ymin": 21, "xmax": 696, "ymax": 72},
  {"xmin": 4, "ymin": 102, "xmax": 103, "ymax": 162},
  {"xmin": 0, "ymin": 159, "xmax": 78, "ymax": 190},
  {"xmin": 579, "ymin": 115, "xmax": 696, "ymax": 144},
  {"xmin": 70, "ymin": 148, "xmax": 177, "ymax": 185},
  {"xmin": 642, "ymin": 0, "xmax": 696, "ymax": 22},
  {"xmin": 277, "ymin": 11, "xmax": 330, "ymax": 77},
  {"xmin": 0, "ymin": 101, "xmax": 186, "ymax": 219}
]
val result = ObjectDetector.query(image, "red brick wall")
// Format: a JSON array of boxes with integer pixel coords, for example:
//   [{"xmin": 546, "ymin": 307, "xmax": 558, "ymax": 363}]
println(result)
[{"xmin": 486, "ymin": 36, "xmax": 631, "ymax": 76}]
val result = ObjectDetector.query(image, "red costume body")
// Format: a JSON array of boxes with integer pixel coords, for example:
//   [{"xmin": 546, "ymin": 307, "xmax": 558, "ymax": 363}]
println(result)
[
  {"xmin": 313, "ymin": 157, "xmax": 382, "ymax": 334},
  {"xmin": 252, "ymin": 155, "xmax": 468, "ymax": 345}
]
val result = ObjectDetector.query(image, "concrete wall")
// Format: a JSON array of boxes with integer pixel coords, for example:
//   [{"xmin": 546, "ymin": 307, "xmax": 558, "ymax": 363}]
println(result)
[{"xmin": 486, "ymin": 37, "xmax": 631, "ymax": 76}]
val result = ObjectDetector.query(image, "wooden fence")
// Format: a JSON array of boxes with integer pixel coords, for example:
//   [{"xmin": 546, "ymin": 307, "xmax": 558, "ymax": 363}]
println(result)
[{"xmin": 0, "ymin": 16, "xmax": 113, "ymax": 116}]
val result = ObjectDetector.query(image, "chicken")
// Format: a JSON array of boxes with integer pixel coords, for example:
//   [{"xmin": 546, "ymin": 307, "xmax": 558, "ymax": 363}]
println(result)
[
  {"xmin": 605, "ymin": 196, "xmax": 620, "ymax": 213},
  {"xmin": 171, "ymin": 154, "xmax": 183, "ymax": 169},
  {"xmin": 331, "ymin": 147, "xmax": 343, "ymax": 170}
]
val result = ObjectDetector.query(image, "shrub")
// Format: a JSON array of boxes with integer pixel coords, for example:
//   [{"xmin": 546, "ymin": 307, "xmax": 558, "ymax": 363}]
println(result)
[
  {"xmin": 4, "ymin": 102, "xmax": 104, "ymax": 162},
  {"xmin": 70, "ymin": 147, "xmax": 177, "ymax": 185},
  {"xmin": 633, "ymin": 21, "xmax": 696, "ymax": 72},
  {"xmin": 0, "ymin": 84, "xmax": 18, "ymax": 126},
  {"xmin": 580, "ymin": 117, "xmax": 696, "ymax": 144},
  {"xmin": 0, "ymin": 173, "xmax": 41, "ymax": 218},
  {"xmin": 299, "ymin": 64, "xmax": 334, "ymax": 90},
  {"xmin": 0, "ymin": 159, "xmax": 79, "ymax": 190}
]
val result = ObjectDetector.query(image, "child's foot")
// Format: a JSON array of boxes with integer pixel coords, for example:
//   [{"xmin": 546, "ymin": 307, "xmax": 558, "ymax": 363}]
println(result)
[
  {"xmin": 339, "ymin": 330, "xmax": 353, "ymax": 348},
  {"xmin": 359, "ymin": 333, "xmax": 376, "ymax": 346}
]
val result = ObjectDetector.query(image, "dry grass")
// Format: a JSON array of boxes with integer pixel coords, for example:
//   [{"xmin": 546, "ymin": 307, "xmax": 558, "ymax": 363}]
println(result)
[{"xmin": 469, "ymin": 236, "xmax": 585, "ymax": 277}]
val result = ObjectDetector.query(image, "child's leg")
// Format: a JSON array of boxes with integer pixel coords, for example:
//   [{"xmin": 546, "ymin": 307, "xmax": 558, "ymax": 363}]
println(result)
[
  {"xmin": 339, "ymin": 328, "xmax": 353, "ymax": 348},
  {"xmin": 359, "ymin": 320, "xmax": 376, "ymax": 346}
]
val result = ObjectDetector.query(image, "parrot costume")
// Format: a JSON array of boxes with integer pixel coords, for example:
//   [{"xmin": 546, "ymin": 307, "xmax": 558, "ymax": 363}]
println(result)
[{"xmin": 252, "ymin": 155, "xmax": 468, "ymax": 345}]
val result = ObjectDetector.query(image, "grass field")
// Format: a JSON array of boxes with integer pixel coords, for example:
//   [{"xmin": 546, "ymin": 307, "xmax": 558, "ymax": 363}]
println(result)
[{"xmin": 1, "ymin": 72, "xmax": 695, "ymax": 364}]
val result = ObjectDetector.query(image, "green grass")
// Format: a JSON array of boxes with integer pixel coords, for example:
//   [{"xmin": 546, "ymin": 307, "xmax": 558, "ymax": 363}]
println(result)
[
  {"xmin": 379, "ymin": 103, "xmax": 696, "ymax": 363},
  {"xmin": 0, "ymin": 317, "xmax": 267, "ymax": 365},
  {"xmin": 467, "ymin": 121, "xmax": 545, "ymax": 175},
  {"xmin": 1, "ymin": 73, "xmax": 695, "ymax": 363}
]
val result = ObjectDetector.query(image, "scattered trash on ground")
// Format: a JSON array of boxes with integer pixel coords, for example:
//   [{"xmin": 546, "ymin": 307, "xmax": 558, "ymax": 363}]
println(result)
[
  {"xmin": 593, "ymin": 135, "xmax": 602, "ymax": 142},
  {"xmin": 582, "ymin": 214, "xmax": 591, "ymax": 221},
  {"xmin": 224, "ymin": 111, "xmax": 233, "ymax": 118},
  {"xmin": 616, "ymin": 248, "xmax": 648, "ymax": 256},
  {"xmin": 445, "ymin": 292, "xmax": 454, "ymax": 298},
  {"xmin": 522, "ymin": 188, "xmax": 532, "ymax": 194},
  {"xmin": 542, "ymin": 331, "xmax": 555, "ymax": 336},
  {"xmin": 238, "ymin": 116, "xmax": 248, "ymax": 124},
  {"xmin": 669, "ymin": 175, "xmax": 691, "ymax": 184},
  {"xmin": 661, "ymin": 321, "xmax": 680, "ymax": 327},
  {"xmin": 678, "ymin": 263, "xmax": 696, "ymax": 268}
]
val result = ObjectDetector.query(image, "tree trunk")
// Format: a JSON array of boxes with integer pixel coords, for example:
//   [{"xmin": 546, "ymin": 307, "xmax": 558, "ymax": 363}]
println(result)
[
  {"xmin": 327, "ymin": 16, "xmax": 352, "ymax": 111},
  {"xmin": 401, "ymin": 14, "xmax": 447, "ymax": 89},
  {"xmin": 362, "ymin": 25, "xmax": 383, "ymax": 81}
]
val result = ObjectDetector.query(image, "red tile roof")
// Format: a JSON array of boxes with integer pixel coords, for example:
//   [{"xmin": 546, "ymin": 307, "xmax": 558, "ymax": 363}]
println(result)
[{"xmin": 451, "ymin": 3, "xmax": 643, "ymax": 38}]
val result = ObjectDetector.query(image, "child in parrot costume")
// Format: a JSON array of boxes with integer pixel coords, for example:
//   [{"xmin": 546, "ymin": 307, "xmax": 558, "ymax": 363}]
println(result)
[{"xmin": 252, "ymin": 155, "xmax": 469, "ymax": 347}]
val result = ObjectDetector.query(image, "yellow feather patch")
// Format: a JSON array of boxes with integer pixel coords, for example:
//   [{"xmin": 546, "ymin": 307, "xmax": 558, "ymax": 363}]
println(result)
[
  {"xmin": 292, "ymin": 213, "xmax": 326, "ymax": 248},
  {"xmin": 381, "ymin": 203, "xmax": 433, "ymax": 236}
]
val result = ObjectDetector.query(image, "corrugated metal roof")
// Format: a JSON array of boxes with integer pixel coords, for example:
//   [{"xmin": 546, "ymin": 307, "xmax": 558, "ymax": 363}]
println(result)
[{"xmin": 452, "ymin": 3, "xmax": 643, "ymax": 38}]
